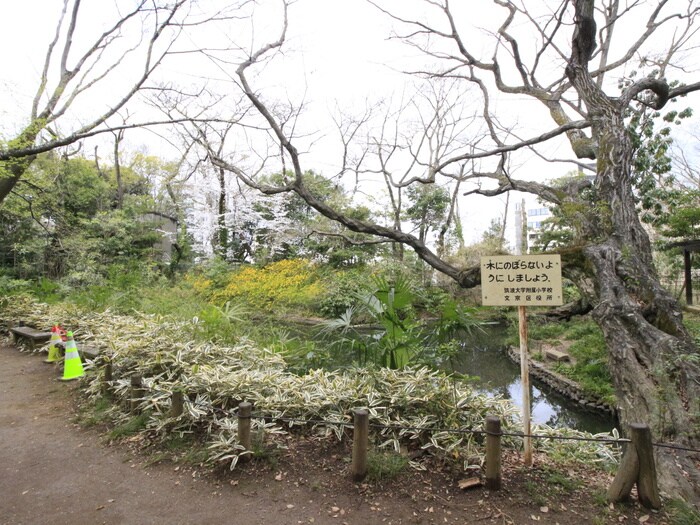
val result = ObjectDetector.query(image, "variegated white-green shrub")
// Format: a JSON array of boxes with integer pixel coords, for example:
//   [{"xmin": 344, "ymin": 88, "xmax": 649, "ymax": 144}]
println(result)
[{"xmin": 1, "ymin": 295, "xmax": 619, "ymax": 471}]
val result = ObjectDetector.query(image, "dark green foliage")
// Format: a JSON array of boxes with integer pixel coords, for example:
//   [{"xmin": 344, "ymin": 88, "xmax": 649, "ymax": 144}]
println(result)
[
  {"xmin": 619, "ymin": 73, "xmax": 697, "ymax": 242},
  {"xmin": 0, "ymin": 150, "xmax": 192, "ymax": 288},
  {"xmin": 366, "ymin": 450, "xmax": 409, "ymax": 481},
  {"xmin": 109, "ymin": 413, "xmax": 149, "ymax": 439},
  {"xmin": 404, "ymin": 184, "xmax": 450, "ymax": 243},
  {"xmin": 317, "ymin": 268, "xmax": 373, "ymax": 318},
  {"xmin": 68, "ymin": 261, "xmax": 164, "ymax": 313},
  {"xmin": 319, "ymin": 272, "xmax": 482, "ymax": 370},
  {"xmin": 557, "ymin": 322, "xmax": 614, "ymax": 404}
]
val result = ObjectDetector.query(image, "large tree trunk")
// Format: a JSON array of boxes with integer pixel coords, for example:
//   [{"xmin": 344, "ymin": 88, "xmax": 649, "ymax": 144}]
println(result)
[
  {"xmin": 0, "ymin": 126, "xmax": 41, "ymax": 204},
  {"xmin": 567, "ymin": 3, "xmax": 700, "ymax": 501},
  {"xmin": 0, "ymin": 155, "xmax": 35, "ymax": 203}
]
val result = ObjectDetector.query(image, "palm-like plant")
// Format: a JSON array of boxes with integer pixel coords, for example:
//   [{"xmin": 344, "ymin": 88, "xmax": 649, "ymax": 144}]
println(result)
[{"xmin": 319, "ymin": 275, "xmax": 422, "ymax": 369}]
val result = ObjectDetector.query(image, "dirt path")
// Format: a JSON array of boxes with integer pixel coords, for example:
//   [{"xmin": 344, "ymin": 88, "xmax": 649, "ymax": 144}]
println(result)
[
  {"xmin": 0, "ymin": 343, "xmax": 672, "ymax": 525},
  {"xmin": 0, "ymin": 345, "xmax": 357, "ymax": 525}
]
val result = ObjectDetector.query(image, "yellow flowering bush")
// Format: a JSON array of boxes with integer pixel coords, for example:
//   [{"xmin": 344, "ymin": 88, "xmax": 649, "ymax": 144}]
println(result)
[
  {"xmin": 188, "ymin": 275, "xmax": 213, "ymax": 295},
  {"xmin": 211, "ymin": 259, "xmax": 322, "ymax": 312}
]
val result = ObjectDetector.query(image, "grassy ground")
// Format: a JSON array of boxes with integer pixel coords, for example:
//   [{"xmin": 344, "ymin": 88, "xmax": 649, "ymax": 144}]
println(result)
[{"xmin": 506, "ymin": 314, "xmax": 616, "ymax": 405}]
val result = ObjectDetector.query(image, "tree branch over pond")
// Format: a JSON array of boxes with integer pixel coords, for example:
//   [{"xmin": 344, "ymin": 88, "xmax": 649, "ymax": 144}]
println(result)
[{"xmin": 194, "ymin": 0, "xmax": 700, "ymax": 502}]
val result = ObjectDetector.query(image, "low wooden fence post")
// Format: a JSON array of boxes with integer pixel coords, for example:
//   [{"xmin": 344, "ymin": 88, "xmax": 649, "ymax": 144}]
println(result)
[
  {"xmin": 170, "ymin": 390, "xmax": 184, "ymax": 418},
  {"xmin": 130, "ymin": 375, "xmax": 144, "ymax": 414},
  {"xmin": 485, "ymin": 415, "xmax": 502, "ymax": 490},
  {"xmin": 102, "ymin": 361, "xmax": 113, "ymax": 397},
  {"xmin": 607, "ymin": 423, "xmax": 661, "ymax": 509},
  {"xmin": 238, "ymin": 402, "xmax": 252, "ymax": 461},
  {"xmin": 351, "ymin": 408, "xmax": 369, "ymax": 482}
]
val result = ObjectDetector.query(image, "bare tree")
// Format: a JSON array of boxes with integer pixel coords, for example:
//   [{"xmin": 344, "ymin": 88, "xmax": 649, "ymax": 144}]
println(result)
[
  {"xmin": 0, "ymin": 0, "xmax": 244, "ymax": 205},
  {"xmin": 389, "ymin": 0, "xmax": 700, "ymax": 500},
  {"xmin": 195, "ymin": 0, "xmax": 700, "ymax": 501},
  {"xmin": 672, "ymin": 138, "xmax": 700, "ymax": 190}
]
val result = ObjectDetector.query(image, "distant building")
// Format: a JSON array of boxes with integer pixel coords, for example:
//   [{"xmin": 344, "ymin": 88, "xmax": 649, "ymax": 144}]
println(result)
[{"xmin": 514, "ymin": 200, "xmax": 553, "ymax": 254}]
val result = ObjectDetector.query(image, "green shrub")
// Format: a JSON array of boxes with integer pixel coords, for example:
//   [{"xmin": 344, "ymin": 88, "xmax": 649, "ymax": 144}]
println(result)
[
  {"xmin": 508, "ymin": 317, "xmax": 615, "ymax": 404},
  {"xmin": 366, "ymin": 450, "xmax": 409, "ymax": 481},
  {"xmin": 109, "ymin": 413, "xmax": 149, "ymax": 439},
  {"xmin": 683, "ymin": 311, "xmax": 700, "ymax": 347},
  {"xmin": 556, "ymin": 323, "xmax": 614, "ymax": 404},
  {"xmin": 666, "ymin": 498, "xmax": 700, "ymax": 525},
  {"xmin": 0, "ymin": 274, "xmax": 32, "ymax": 296},
  {"xmin": 317, "ymin": 268, "xmax": 372, "ymax": 318},
  {"xmin": 68, "ymin": 262, "xmax": 165, "ymax": 313}
]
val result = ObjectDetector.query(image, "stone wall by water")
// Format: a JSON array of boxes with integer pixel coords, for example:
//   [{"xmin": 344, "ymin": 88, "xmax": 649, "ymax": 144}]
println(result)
[{"xmin": 506, "ymin": 346, "xmax": 616, "ymax": 417}]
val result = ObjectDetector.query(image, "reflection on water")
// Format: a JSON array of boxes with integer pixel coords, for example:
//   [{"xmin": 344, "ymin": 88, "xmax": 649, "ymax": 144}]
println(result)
[{"xmin": 453, "ymin": 326, "xmax": 617, "ymax": 435}]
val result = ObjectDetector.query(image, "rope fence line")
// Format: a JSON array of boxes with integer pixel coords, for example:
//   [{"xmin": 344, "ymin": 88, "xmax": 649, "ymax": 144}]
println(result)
[
  {"xmin": 117, "ymin": 373, "xmax": 700, "ymax": 454},
  {"xmin": 233, "ymin": 411, "xmax": 700, "ymax": 453},
  {"xmin": 649, "ymin": 442, "xmax": 700, "ymax": 453},
  {"xmin": 115, "ymin": 369, "xmax": 691, "ymax": 509},
  {"xmin": 113, "ymin": 368, "xmax": 700, "ymax": 453},
  {"xmin": 6, "ymin": 324, "xmax": 695, "ymax": 513}
]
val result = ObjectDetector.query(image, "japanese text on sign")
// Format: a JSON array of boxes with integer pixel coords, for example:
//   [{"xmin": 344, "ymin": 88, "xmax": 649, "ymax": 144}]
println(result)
[{"xmin": 480, "ymin": 254, "xmax": 563, "ymax": 306}]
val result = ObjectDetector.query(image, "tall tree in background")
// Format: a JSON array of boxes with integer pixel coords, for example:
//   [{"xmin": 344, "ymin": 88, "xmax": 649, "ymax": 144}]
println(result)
[
  {"xmin": 199, "ymin": 0, "xmax": 700, "ymax": 500},
  {"xmin": 0, "ymin": 0, "xmax": 230, "ymax": 205},
  {"xmin": 377, "ymin": 0, "xmax": 700, "ymax": 500}
]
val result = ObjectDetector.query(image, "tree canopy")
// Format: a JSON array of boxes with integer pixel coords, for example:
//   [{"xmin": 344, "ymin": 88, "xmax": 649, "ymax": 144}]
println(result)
[{"xmin": 3, "ymin": 0, "xmax": 700, "ymax": 502}]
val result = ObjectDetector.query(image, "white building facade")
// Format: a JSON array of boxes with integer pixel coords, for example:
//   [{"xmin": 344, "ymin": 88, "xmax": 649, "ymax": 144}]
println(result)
[{"xmin": 514, "ymin": 200, "xmax": 554, "ymax": 254}]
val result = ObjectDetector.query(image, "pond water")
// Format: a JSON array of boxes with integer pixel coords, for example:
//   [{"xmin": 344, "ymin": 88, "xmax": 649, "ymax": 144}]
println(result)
[
  {"xmin": 453, "ymin": 324, "xmax": 617, "ymax": 435},
  {"xmin": 286, "ymin": 319, "xmax": 617, "ymax": 435}
]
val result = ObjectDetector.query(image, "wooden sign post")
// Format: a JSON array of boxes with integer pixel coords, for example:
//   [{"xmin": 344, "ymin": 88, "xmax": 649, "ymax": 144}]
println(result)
[
  {"xmin": 481, "ymin": 254, "xmax": 563, "ymax": 466},
  {"xmin": 518, "ymin": 304, "xmax": 532, "ymax": 466}
]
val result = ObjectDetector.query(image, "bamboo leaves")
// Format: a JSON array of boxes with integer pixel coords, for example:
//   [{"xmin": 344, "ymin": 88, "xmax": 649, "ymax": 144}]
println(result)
[{"xmin": 1, "ymin": 297, "xmax": 621, "ymax": 471}]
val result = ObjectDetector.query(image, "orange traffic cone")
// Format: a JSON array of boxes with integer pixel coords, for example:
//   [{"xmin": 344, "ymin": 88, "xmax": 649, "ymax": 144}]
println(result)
[
  {"xmin": 60, "ymin": 331, "xmax": 85, "ymax": 381},
  {"xmin": 44, "ymin": 325, "xmax": 63, "ymax": 363}
]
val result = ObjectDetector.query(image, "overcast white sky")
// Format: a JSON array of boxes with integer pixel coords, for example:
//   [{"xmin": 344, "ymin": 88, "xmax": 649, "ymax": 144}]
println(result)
[{"xmin": 2, "ymin": 0, "xmax": 699, "ymax": 246}]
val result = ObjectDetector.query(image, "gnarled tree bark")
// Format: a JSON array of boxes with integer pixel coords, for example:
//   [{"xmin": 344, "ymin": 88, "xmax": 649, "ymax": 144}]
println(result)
[{"xmin": 565, "ymin": 0, "xmax": 700, "ymax": 501}]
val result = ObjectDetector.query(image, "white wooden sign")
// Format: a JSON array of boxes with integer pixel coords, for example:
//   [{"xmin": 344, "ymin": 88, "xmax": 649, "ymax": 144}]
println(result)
[{"xmin": 480, "ymin": 254, "xmax": 564, "ymax": 306}]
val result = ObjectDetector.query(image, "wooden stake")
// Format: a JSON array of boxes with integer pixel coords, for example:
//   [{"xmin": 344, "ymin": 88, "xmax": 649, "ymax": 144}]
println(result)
[
  {"xmin": 170, "ymin": 390, "xmax": 184, "ymax": 418},
  {"xmin": 607, "ymin": 423, "xmax": 661, "ymax": 509},
  {"xmin": 631, "ymin": 424, "xmax": 661, "ymax": 509},
  {"xmin": 102, "ymin": 362, "xmax": 113, "ymax": 397},
  {"xmin": 518, "ymin": 305, "xmax": 532, "ymax": 466},
  {"xmin": 607, "ymin": 439, "xmax": 639, "ymax": 503},
  {"xmin": 129, "ymin": 375, "xmax": 144, "ymax": 414},
  {"xmin": 485, "ymin": 415, "xmax": 502, "ymax": 490},
  {"xmin": 238, "ymin": 402, "xmax": 252, "ymax": 461},
  {"xmin": 684, "ymin": 249, "xmax": 693, "ymax": 305},
  {"xmin": 351, "ymin": 408, "xmax": 369, "ymax": 482}
]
